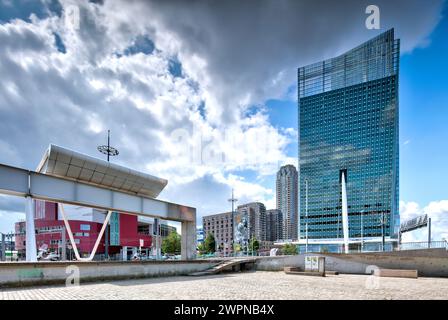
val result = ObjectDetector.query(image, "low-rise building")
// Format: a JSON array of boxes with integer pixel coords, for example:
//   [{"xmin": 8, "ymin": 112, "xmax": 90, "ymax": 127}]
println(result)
[{"xmin": 202, "ymin": 212, "xmax": 233, "ymax": 256}]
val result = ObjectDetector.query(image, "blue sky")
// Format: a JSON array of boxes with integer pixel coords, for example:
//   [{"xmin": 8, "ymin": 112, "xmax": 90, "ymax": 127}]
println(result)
[
  {"xmin": 0, "ymin": 0, "xmax": 447, "ymax": 241},
  {"xmin": 399, "ymin": 11, "xmax": 448, "ymax": 205}
]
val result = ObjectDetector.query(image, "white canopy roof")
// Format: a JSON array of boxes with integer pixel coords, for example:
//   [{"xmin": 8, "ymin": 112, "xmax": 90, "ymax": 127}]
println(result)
[{"xmin": 36, "ymin": 144, "xmax": 167, "ymax": 198}]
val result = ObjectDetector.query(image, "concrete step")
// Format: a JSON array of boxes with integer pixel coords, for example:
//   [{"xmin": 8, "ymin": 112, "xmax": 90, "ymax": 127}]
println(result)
[
  {"xmin": 284, "ymin": 266, "xmax": 327, "ymax": 277},
  {"xmin": 325, "ymin": 270, "xmax": 339, "ymax": 275},
  {"xmin": 188, "ymin": 271, "xmax": 216, "ymax": 276},
  {"xmin": 374, "ymin": 268, "xmax": 418, "ymax": 278},
  {"xmin": 284, "ymin": 266, "xmax": 302, "ymax": 272},
  {"xmin": 188, "ymin": 258, "xmax": 255, "ymax": 276},
  {"xmin": 284, "ymin": 270, "xmax": 325, "ymax": 277}
]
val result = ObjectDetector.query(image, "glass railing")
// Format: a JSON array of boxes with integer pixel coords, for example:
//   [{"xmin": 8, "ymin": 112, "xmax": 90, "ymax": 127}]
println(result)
[{"xmin": 399, "ymin": 241, "xmax": 447, "ymax": 251}]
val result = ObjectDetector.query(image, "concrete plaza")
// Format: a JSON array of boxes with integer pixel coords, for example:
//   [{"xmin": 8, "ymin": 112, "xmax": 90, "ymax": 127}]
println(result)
[{"xmin": 1, "ymin": 271, "xmax": 448, "ymax": 300}]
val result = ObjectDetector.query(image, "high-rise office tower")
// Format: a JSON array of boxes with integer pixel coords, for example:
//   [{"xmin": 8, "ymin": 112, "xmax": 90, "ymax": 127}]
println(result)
[
  {"xmin": 276, "ymin": 165, "xmax": 298, "ymax": 240},
  {"xmin": 235, "ymin": 202, "xmax": 267, "ymax": 246},
  {"xmin": 298, "ymin": 29, "xmax": 400, "ymax": 252},
  {"xmin": 266, "ymin": 209, "xmax": 283, "ymax": 242}
]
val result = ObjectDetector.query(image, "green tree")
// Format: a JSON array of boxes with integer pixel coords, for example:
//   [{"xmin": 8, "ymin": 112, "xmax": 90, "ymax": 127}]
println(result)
[
  {"xmin": 282, "ymin": 243, "xmax": 298, "ymax": 255},
  {"xmin": 197, "ymin": 242, "xmax": 206, "ymax": 254},
  {"xmin": 249, "ymin": 236, "xmax": 259, "ymax": 254},
  {"xmin": 204, "ymin": 233, "xmax": 216, "ymax": 253},
  {"xmin": 161, "ymin": 231, "xmax": 181, "ymax": 254}
]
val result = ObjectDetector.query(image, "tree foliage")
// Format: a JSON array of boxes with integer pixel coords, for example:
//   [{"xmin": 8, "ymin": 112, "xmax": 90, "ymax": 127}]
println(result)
[
  {"xmin": 161, "ymin": 231, "xmax": 181, "ymax": 254},
  {"xmin": 233, "ymin": 243, "xmax": 241, "ymax": 252},
  {"xmin": 249, "ymin": 236, "xmax": 259, "ymax": 253},
  {"xmin": 197, "ymin": 242, "xmax": 206, "ymax": 254},
  {"xmin": 204, "ymin": 233, "xmax": 216, "ymax": 253},
  {"xmin": 282, "ymin": 243, "xmax": 298, "ymax": 255}
]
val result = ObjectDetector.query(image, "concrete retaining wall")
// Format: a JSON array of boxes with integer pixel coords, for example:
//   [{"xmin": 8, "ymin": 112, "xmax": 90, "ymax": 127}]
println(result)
[
  {"xmin": 2, "ymin": 249, "xmax": 447, "ymax": 288},
  {"xmin": 0, "ymin": 260, "xmax": 218, "ymax": 288},
  {"xmin": 255, "ymin": 249, "xmax": 448, "ymax": 277}
]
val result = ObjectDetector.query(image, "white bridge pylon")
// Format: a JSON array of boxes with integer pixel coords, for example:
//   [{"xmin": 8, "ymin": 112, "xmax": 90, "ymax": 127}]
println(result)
[
  {"xmin": 58, "ymin": 203, "xmax": 112, "ymax": 261},
  {"xmin": 341, "ymin": 171, "xmax": 349, "ymax": 254}
]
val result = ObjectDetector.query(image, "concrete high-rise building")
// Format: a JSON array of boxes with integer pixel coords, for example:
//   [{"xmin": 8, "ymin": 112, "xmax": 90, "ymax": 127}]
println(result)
[
  {"xmin": 202, "ymin": 212, "xmax": 233, "ymax": 255},
  {"xmin": 298, "ymin": 29, "xmax": 400, "ymax": 252},
  {"xmin": 266, "ymin": 209, "xmax": 283, "ymax": 242},
  {"xmin": 276, "ymin": 165, "xmax": 299, "ymax": 240},
  {"xmin": 234, "ymin": 202, "xmax": 266, "ymax": 249}
]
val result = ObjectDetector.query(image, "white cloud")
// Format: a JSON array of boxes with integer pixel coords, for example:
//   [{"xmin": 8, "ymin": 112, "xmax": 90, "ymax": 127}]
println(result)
[
  {"xmin": 0, "ymin": 1, "xmax": 296, "ymax": 225},
  {"xmin": 400, "ymin": 200, "xmax": 448, "ymax": 242}
]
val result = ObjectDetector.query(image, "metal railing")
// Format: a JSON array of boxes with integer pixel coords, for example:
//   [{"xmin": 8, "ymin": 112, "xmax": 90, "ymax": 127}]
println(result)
[{"xmin": 398, "ymin": 241, "xmax": 447, "ymax": 251}]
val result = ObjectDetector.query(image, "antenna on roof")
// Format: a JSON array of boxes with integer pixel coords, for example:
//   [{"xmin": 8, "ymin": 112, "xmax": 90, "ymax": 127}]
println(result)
[{"xmin": 97, "ymin": 129, "xmax": 119, "ymax": 162}]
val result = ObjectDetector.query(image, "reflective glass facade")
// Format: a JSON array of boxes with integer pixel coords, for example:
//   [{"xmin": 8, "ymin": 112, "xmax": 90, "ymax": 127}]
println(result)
[{"xmin": 298, "ymin": 29, "xmax": 400, "ymax": 241}]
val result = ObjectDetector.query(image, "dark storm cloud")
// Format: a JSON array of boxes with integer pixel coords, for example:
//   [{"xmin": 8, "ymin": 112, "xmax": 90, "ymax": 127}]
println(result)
[{"xmin": 125, "ymin": 0, "xmax": 444, "ymax": 123}]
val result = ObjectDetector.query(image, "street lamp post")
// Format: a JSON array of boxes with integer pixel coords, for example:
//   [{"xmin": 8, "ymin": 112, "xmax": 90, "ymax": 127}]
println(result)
[
  {"xmin": 360, "ymin": 210, "xmax": 364, "ymax": 252},
  {"xmin": 228, "ymin": 189, "xmax": 238, "ymax": 257},
  {"xmin": 97, "ymin": 130, "xmax": 119, "ymax": 261},
  {"xmin": 380, "ymin": 212, "xmax": 386, "ymax": 252},
  {"xmin": 305, "ymin": 179, "xmax": 309, "ymax": 254}
]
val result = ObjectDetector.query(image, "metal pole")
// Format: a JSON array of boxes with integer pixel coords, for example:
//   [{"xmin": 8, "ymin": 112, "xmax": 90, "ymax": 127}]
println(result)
[
  {"xmin": 61, "ymin": 226, "xmax": 66, "ymax": 261},
  {"xmin": 428, "ymin": 217, "xmax": 432, "ymax": 249},
  {"xmin": 107, "ymin": 129, "xmax": 110, "ymax": 162},
  {"xmin": 361, "ymin": 211, "xmax": 364, "ymax": 252},
  {"xmin": 305, "ymin": 179, "xmax": 308, "ymax": 253},
  {"xmin": 228, "ymin": 189, "xmax": 237, "ymax": 257},
  {"xmin": 1, "ymin": 233, "xmax": 5, "ymax": 261},
  {"xmin": 381, "ymin": 212, "xmax": 385, "ymax": 252},
  {"xmin": 231, "ymin": 189, "xmax": 234, "ymax": 257},
  {"xmin": 105, "ymin": 223, "xmax": 109, "ymax": 260}
]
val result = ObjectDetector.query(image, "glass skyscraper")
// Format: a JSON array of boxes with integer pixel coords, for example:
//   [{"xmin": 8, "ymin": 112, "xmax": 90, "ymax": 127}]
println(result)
[{"xmin": 298, "ymin": 29, "xmax": 400, "ymax": 251}]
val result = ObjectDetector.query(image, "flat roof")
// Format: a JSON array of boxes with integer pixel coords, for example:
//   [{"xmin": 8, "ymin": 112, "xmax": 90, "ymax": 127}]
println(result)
[{"xmin": 36, "ymin": 144, "xmax": 167, "ymax": 198}]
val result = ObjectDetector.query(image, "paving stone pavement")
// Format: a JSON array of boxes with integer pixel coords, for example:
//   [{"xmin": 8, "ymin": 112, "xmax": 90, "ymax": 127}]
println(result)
[{"xmin": 1, "ymin": 271, "xmax": 448, "ymax": 300}]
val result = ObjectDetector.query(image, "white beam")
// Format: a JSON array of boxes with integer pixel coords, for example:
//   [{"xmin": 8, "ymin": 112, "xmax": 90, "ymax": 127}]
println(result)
[{"xmin": 0, "ymin": 163, "xmax": 194, "ymax": 222}]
